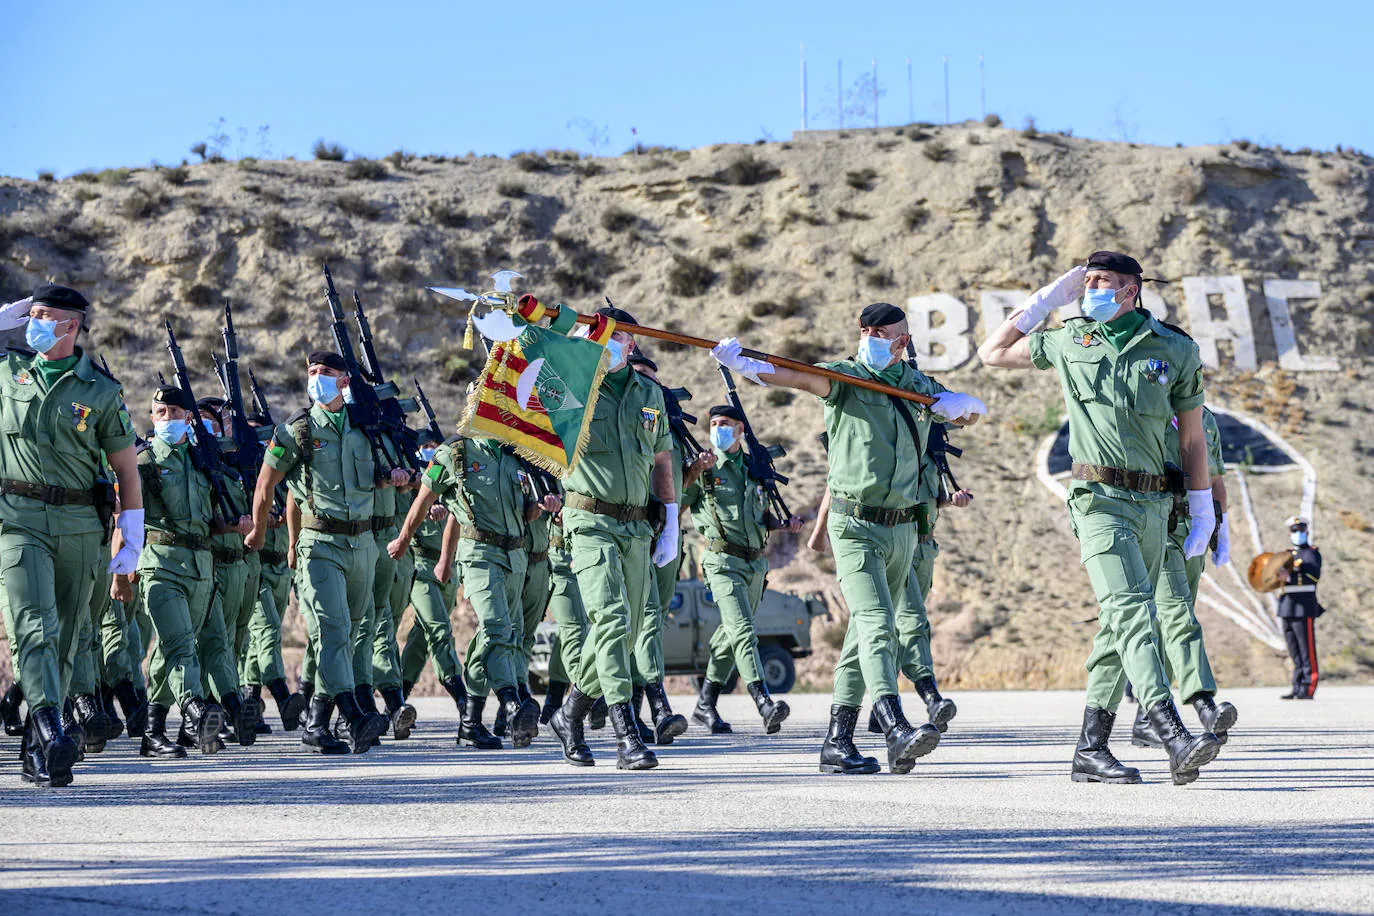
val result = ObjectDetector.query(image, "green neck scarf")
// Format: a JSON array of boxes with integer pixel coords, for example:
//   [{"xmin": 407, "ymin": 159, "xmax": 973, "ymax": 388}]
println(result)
[
  {"xmin": 604, "ymin": 366, "xmax": 631, "ymax": 397},
  {"xmin": 1097, "ymin": 309, "xmax": 1148, "ymax": 351},
  {"xmin": 35, "ymin": 353, "xmax": 79, "ymax": 389}
]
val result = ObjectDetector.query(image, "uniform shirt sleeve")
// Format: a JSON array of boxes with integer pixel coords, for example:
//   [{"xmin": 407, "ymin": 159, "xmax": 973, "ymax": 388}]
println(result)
[
  {"xmin": 423, "ymin": 442, "xmax": 458, "ymax": 498},
  {"xmin": 1027, "ymin": 329, "xmax": 1062, "ymax": 372},
  {"xmin": 649, "ymin": 387, "xmax": 672, "ymax": 454},
  {"xmin": 1169, "ymin": 338, "xmax": 1206, "ymax": 414},
  {"xmin": 1305, "ymin": 548, "xmax": 1322, "ymax": 581},
  {"xmin": 97, "ymin": 395, "xmax": 138, "ymax": 455},
  {"xmin": 263, "ymin": 422, "xmax": 301, "ymax": 474},
  {"xmin": 681, "ymin": 477, "xmax": 703, "ymax": 512},
  {"xmin": 1203, "ymin": 410, "xmax": 1226, "ymax": 478},
  {"xmin": 819, "ymin": 361, "xmax": 857, "ymax": 405},
  {"xmin": 909, "ymin": 369, "xmax": 949, "ymax": 399}
]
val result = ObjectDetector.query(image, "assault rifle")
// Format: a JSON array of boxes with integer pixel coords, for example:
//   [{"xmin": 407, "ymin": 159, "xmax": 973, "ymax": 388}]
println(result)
[
  {"xmin": 927, "ymin": 422, "xmax": 963, "ymax": 500},
  {"xmin": 164, "ymin": 321, "xmax": 236, "ymax": 523},
  {"xmin": 353, "ymin": 289, "xmax": 422, "ymax": 462},
  {"xmin": 660, "ymin": 384, "xmax": 703, "ymax": 462},
  {"xmin": 322, "ymin": 264, "xmax": 416, "ymax": 479},
  {"xmin": 413, "ymin": 378, "xmax": 443, "ymax": 443},
  {"xmin": 248, "ymin": 368, "xmax": 275, "ymax": 434},
  {"xmin": 219, "ymin": 301, "xmax": 266, "ymax": 485},
  {"xmin": 716, "ymin": 365, "xmax": 792, "ymax": 526}
]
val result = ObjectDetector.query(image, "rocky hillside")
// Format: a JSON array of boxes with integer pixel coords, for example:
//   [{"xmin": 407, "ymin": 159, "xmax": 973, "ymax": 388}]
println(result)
[{"xmin": 3, "ymin": 122, "xmax": 1372, "ymax": 692}]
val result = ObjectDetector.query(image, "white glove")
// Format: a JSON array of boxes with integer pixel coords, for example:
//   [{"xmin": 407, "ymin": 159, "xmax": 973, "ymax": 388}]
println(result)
[
  {"xmin": 108, "ymin": 545, "xmax": 140, "ymax": 576},
  {"xmin": 0, "ymin": 296, "xmax": 32, "ymax": 332},
  {"xmin": 711, "ymin": 338, "xmax": 774, "ymax": 387},
  {"xmin": 652, "ymin": 503, "xmax": 680, "ymax": 567},
  {"xmin": 1212, "ymin": 513, "xmax": 1231, "ymax": 566},
  {"xmin": 1014, "ymin": 266, "xmax": 1086, "ymax": 333},
  {"xmin": 930, "ymin": 391, "xmax": 987, "ymax": 421},
  {"xmin": 1183, "ymin": 490, "xmax": 1215, "ymax": 560}
]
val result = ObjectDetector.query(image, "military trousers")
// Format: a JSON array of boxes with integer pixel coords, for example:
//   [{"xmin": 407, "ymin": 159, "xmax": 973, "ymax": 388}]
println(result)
[
  {"xmin": 369, "ymin": 539, "xmax": 410, "ymax": 692},
  {"xmin": 0, "ymin": 524, "xmax": 102, "ymax": 710},
  {"xmin": 242, "ymin": 561, "xmax": 290, "ymax": 686},
  {"xmin": 1151, "ymin": 533, "xmax": 1217, "ymax": 703},
  {"xmin": 459, "ymin": 541, "xmax": 527, "ymax": 697},
  {"xmin": 516, "ymin": 552, "xmax": 551, "ymax": 683},
  {"xmin": 546, "ymin": 545, "xmax": 586, "ymax": 685},
  {"xmin": 198, "ymin": 592, "xmax": 241, "ymax": 701},
  {"xmin": 1069, "ymin": 487, "xmax": 1173, "ymax": 711},
  {"xmin": 399, "ymin": 554, "xmax": 461, "ymax": 684},
  {"xmin": 894, "ymin": 536, "xmax": 938, "ymax": 685},
  {"xmin": 99, "ymin": 588, "xmax": 145, "ymax": 691},
  {"xmin": 143, "ymin": 562, "xmax": 215, "ymax": 708},
  {"xmin": 633, "ymin": 540, "xmax": 681, "ymax": 686},
  {"xmin": 213, "ymin": 554, "xmax": 260, "ymax": 687},
  {"xmin": 827, "ymin": 512, "xmax": 910, "ymax": 707},
  {"xmin": 566, "ymin": 510, "xmax": 652, "ymax": 706},
  {"xmin": 351, "ymin": 531, "xmax": 397, "ymax": 690},
  {"xmin": 294, "ymin": 531, "xmax": 377, "ymax": 701},
  {"xmin": 702, "ymin": 551, "xmax": 767, "ymax": 686}
]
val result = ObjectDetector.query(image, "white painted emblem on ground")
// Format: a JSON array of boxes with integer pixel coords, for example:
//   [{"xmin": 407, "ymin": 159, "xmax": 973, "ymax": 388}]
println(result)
[{"xmin": 1183, "ymin": 275, "xmax": 1258, "ymax": 370}]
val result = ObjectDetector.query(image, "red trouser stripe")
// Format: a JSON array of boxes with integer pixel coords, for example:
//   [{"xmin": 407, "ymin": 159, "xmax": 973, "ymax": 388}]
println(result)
[{"xmin": 1307, "ymin": 618, "xmax": 1319, "ymax": 695}]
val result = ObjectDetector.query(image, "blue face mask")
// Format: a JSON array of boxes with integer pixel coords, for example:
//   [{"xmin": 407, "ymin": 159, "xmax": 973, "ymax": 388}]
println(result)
[
  {"xmin": 308, "ymin": 373, "xmax": 341, "ymax": 404},
  {"xmin": 857, "ymin": 335, "xmax": 896, "ymax": 370},
  {"xmin": 153, "ymin": 419, "xmax": 190, "ymax": 445},
  {"xmin": 710, "ymin": 425, "xmax": 736, "ymax": 451},
  {"xmin": 418, "ymin": 447, "xmax": 437, "ymax": 463},
  {"xmin": 1082, "ymin": 288, "xmax": 1124, "ymax": 322},
  {"xmin": 1291, "ymin": 531, "xmax": 1309, "ymax": 546},
  {"xmin": 25, "ymin": 316, "xmax": 66, "ymax": 353},
  {"xmin": 605, "ymin": 338, "xmax": 626, "ymax": 370}
]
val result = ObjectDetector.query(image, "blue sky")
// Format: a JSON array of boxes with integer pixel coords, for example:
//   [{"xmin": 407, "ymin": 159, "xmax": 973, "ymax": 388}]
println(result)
[{"xmin": 6, "ymin": 0, "xmax": 1371, "ymax": 177}]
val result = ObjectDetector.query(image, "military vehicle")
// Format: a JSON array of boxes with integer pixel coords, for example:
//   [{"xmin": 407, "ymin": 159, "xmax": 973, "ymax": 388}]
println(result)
[{"xmin": 530, "ymin": 578, "xmax": 826, "ymax": 694}]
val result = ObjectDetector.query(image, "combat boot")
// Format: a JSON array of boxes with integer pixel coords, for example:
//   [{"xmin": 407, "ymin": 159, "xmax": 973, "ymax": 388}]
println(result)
[
  {"xmin": 866, "ymin": 707, "xmax": 883, "ymax": 734},
  {"xmin": 497, "ymin": 686, "xmax": 539, "ymax": 748},
  {"xmin": 629, "ymin": 685, "xmax": 656, "ymax": 743},
  {"xmin": 872, "ymin": 694, "xmax": 940, "ymax": 774},
  {"xmin": 1070, "ymin": 707, "xmax": 1141, "ymax": 784},
  {"xmin": 588, "ymin": 695, "xmax": 608, "ymax": 731},
  {"xmin": 540, "ymin": 680, "xmax": 568, "ymax": 725},
  {"xmin": 29, "ymin": 707, "xmax": 78, "ymax": 787},
  {"xmin": 458, "ymin": 696, "xmax": 503, "ymax": 749},
  {"xmin": 0, "ymin": 682, "xmax": 24, "ymax": 736},
  {"xmin": 301, "ymin": 695, "xmax": 349, "ymax": 755},
  {"xmin": 440, "ymin": 676, "xmax": 468, "ymax": 718},
  {"xmin": 62, "ymin": 703, "xmax": 86, "ymax": 758},
  {"xmin": 608, "ymin": 702, "xmax": 658, "ymax": 771},
  {"xmin": 550, "ymin": 687, "xmax": 595, "ymax": 767},
  {"xmin": 1146, "ymin": 699, "xmax": 1222, "ymax": 786},
  {"xmin": 220, "ymin": 691, "xmax": 259, "ymax": 747},
  {"xmin": 139, "ymin": 704, "xmax": 186, "ymax": 758},
  {"xmin": 248, "ymin": 685, "xmax": 271, "ymax": 735},
  {"xmin": 819, "ymin": 705, "xmax": 880, "ymax": 775},
  {"xmin": 492, "ymin": 703, "xmax": 508, "ymax": 737},
  {"xmin": 913, "ymin": 676, "xmax": 957, "ymax": 734},
  {"xmin": 1131, "ymin": 704, "xmax": 1163, "ymax": 749},
  {"xmin": 402, "ymin": 680, "xmax": 414, "ymax": 700},
  {"xmin": 100, "ymin": 685, "xmax": 125, "ymax": 740},
  {"xmin": 747, "ymin": 681, "xmax": 790, "ymax": 735},
  {"xmin": 692, "ymin": 680, "xmax": 732, "ymax": 734},
  {"xmin": 21, "ymin": 715, "xmax": 52, "ymax": 786},
  {"xmin": 645, "ymin": 682, "xmax": 688, "ymax": 745},
  {"xmin": 334, "ymin": 689, "xmax": 387, "ymax": 754},
  {"xmin": 353, "ymin": 685, "xmax": 386, "ymax": 748},
  {"xmin": 114, "ymin": 680, "xmax": 148, "ymax": 739},
  {"xmin": 380, "ymin": 686, "xmax": 417, "ymax": 740},
  {"xmin": 1192, "ymin": 695, "xmax": 1238, "ymax": 745},
  {"xmin": 74, "ymin": 693, "xmax": 112, "ymax": 753},
  {"xmin": 180, "ymin": 698, "xmax": 226, "ymax": 755}
]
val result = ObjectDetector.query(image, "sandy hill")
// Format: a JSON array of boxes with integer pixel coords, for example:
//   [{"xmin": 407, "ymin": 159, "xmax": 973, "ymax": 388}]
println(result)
[{"xmin": 2, "ymin": 122, "xmax": 1372, "ymax": 692}]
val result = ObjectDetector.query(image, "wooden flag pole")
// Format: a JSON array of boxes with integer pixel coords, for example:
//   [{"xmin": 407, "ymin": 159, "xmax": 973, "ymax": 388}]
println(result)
[{"xmin": 550, "ymin": 305, "xmax": 937, "ymax": 406}]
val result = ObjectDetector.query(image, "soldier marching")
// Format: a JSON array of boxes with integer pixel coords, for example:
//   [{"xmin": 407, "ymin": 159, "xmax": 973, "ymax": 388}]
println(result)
[{"xmin": 0, "ymin": 255, "xmax": 1275, "ymax": 787}]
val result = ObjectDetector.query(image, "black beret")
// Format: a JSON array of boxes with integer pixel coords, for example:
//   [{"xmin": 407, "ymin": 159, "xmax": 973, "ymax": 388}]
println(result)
[
  {"xmin": 307, "ymin": 350, "xmax": 348, "ymax": 372},
  {"xmin": 627, "ymin": 352, "xmax": 658, "ymax": 372},
  {"xmin": 709, "ymin": 404, "xmax": 746, "ymax": 423},
  {"xmin": 595, "ymin": 305, "xmax": 639, "ymax": 327},
  {"xmin": 197, "ymin": 396, "xmax": 226, "ymax": 411},
  {"xmin": 152, "ymin": 385, "xmax": 195, "ymax": 411},
  {"xmin": 32, "ymin": 284, "xmax": 89, "ymax": 313},
  {"xmin": 416, "ymin": 428, "xmax": 442, "ymax": 446},
  {"xmin": 859, "ymin": 302, "xmax": 905, "ymax": 328},
  {"xmin": 1085, "ymin": 250, "xmax": 1143, "ymax": 276}
]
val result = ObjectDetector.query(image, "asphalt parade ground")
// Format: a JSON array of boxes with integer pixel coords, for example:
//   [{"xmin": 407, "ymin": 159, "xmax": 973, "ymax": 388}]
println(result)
[{"xmin": 2, "ymin": 687, "xmax": 1371, "ymax": 915}]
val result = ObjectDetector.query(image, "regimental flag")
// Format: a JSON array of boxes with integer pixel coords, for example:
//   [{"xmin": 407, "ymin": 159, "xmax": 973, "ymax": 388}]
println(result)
[{"xmin": 459, "ymin": 323, "xmax": 609, "ymax": 476}]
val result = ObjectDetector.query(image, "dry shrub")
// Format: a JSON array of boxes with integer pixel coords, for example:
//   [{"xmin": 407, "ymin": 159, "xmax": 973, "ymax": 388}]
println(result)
[
  {"xmin": 737, "ymin": 230, "xmax": 766, "ymax": 249},
  {"xmin": 336, "ymin": 192, "xmax": 381, "ymax": 220},
  {"xmin": 666, "ymin": 254, "xmax": 715, "ymax": 297},
  {"xmin": 716, "ymin": 153, "xmax": 779, "ymax": 186},
  {"xmin": 345, "ymin": 159, "xmax": 388, "ymax": 181},
  {"xmin": 313, "ymin": 140, "xmax": 347, "ymax": 161},
  {"xmin": 727, "ymin": 265, "xmax": 761, "ymax": 295},
  {"xmin": 845, "ymin": 167, "xmax": 878, "ymax": 190},
  {"xmin": 497, "ymin": 181, "xmax": 526, "ymax": 198},
  {"xmin": 427, "ymin": 200, "xmax": 468, "ymax": 229},
  {"xmin": 600, "ymin": 206, "xmax": 635, "ymax": 232}
]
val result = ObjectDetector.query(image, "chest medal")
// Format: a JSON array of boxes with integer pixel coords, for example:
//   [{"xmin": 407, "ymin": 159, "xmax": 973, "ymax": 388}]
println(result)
[
  {"xmin": 1144, "ymin": 358, "xmax": 1170, "ymax": 386},
  {"xmin": 312, "ymin": 439, "xmax": 327, "ymax": 451},
  {"xmin": 71, "ymin": 402, "xmax": 92, "ymax": 432},
  {"xmin": 1074, "ymin": 331, "xmax": 1102, "ymax": 348},
  {"xmin": 469, "ymin": 461, "xmax": 486, "ymax": 474},
  {"xmin": 640, "ymin": 406, "xmax": 660, "ymax": 430},
  {"xmin": 13, "ymin": 369, "xmax": 34, "ymax": 386}
]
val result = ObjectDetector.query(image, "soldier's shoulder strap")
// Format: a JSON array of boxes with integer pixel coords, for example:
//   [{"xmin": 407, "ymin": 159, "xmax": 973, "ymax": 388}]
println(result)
[{"xmin": 92, "ymin": 359, "xmax": 118, "ymax": 383}]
